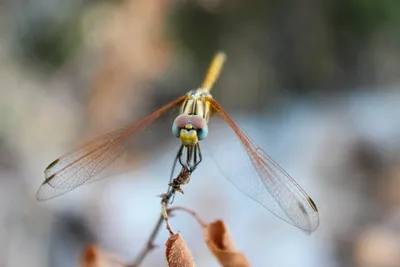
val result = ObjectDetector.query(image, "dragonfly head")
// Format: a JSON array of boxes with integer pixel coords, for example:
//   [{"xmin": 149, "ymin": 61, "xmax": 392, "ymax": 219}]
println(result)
[{"xmin": 172, "ymin": 114, "xmax": 208, "ymax": 146}]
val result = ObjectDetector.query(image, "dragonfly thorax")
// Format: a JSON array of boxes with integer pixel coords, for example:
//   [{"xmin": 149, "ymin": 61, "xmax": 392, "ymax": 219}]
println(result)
[{"xmin": 182, "ymin": 89, "xmax": 212, "ymax": 121}]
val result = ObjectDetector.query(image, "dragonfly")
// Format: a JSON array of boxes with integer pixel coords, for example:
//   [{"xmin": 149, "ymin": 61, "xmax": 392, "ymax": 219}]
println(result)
[{"xmin": 37, "ymin": 52, "xmax": 319, "ymax": 232}]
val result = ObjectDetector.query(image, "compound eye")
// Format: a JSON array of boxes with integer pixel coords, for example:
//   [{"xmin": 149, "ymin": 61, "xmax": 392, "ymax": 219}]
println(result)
[
  {"xmin": 190, "ymin": 115, "xmax": 207, "ymax": 129},
  {"xmin": 172, "ymin": 114, "xmax": 191, "ymax": 138},
  {"xmin": 174, "ymin": 114, "xmax": 191, "ymax": 127},
  {"xmin": 191, "ymin": 115, "xmax": 208, "ymax": 140},
  {"xmin": 196, "ymin": 124, "xmax": 208, "ymax": 140},
  {"xmin": 172, "ymin": 124, "xmax": 180, "ymax": 138}
]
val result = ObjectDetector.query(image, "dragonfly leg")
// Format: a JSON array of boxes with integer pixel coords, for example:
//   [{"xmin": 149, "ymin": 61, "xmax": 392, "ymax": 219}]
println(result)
[
  {"xmin": 170, "ymin": 145, "xmax": 184, "ymax": 183},
  {"xmin": 165, "ymin": 143, "xmax": 202, "ymax": 204},
  {"xmin": 188, "ymin": 144, "xmax": 202, "ymax": 172},
  {"xmin": 194, "ymin": 143, "xmax": 202, "ymax": 169},
  {"xmin": 166, "ymin": 145, "xmax": 184, "ymax": 203},
  {"xmin": 178, "ymin": 146, "xmax": 186, "ymax": 168}
]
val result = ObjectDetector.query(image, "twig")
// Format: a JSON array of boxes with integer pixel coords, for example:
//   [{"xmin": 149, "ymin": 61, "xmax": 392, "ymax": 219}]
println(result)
[
  {"xmin": 126, "ymin": 165, "xmax": 192, "ymax": 267},
  {"xmin": 168, "ymin": 206, "xmax": 207, "ymax": 228},
  {"xmin": 161, "ymin": 198, "xmax": 174, "ymax": 235},
  {"xmin": 160, "ymin": 164, "xmax": 192, "ymax": 235},
  {"xmin": 126, "ymin": 215, "xmax": 164, "ymax": 267}
]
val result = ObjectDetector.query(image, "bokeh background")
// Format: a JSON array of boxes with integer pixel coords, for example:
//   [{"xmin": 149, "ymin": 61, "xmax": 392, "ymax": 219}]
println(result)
[{"xmin": 2, "ymin": 0, "xmax": 400, "ymax": 266}]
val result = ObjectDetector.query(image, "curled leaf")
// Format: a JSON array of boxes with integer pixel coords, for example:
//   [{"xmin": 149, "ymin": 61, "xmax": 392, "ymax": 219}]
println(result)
[
  {"xmin": 165, "ymin": 233, "xmax": 195, "ymax": 267},
  {"xmin": 79, "ymin": 244, "xmax": 122, "ymax": 267},
  {"xmin": 204, "ymin": 220, "xmax": 251, "ymax": 267},
  {"xmin": 80, "ymin": 245, "xmax": 108, "ymax": 267}
]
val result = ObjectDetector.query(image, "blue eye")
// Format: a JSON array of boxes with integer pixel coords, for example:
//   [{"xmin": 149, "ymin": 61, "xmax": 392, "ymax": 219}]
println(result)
[
  {"xmin": 172, "ymin": 123, "xmax": 181, "ymax": 138},
  {"xmin": 196, "ymin": 125, "xmax": 208, "ymax": 140}
]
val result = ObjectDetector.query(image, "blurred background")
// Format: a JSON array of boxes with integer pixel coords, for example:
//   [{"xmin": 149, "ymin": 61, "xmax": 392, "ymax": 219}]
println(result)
[{"xmin": 1, "ymin": 0, "xmax": 400, "ymax": 266}]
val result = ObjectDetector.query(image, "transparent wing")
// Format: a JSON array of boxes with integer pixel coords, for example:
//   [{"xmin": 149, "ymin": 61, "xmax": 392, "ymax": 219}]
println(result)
[
  {"xmin": 205, "ymin": 98, "xmax": 319, "ymax": 232},
  {"xmin": 37, "ymin": 96, "xmax": 185, "ymax": 201}
]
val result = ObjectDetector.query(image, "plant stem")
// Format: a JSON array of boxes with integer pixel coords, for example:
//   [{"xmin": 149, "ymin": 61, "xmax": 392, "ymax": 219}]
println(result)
[
  {"xmin": 126, "ymin": 165, "xmax": 191, "ymax": 267},
  {"xmin": 126, "ymin": 214, "xmax": 164, "ymax": 267}
]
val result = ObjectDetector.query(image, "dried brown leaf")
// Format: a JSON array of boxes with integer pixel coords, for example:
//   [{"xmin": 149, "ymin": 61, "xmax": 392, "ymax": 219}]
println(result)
[
  {"xmin": 80, "ymin": 245, "xmax": 108, "ymax": 267},
  {"xmin": 165, "ymin": 233, "xmax": 195, "ymax": 267},
  {"xmin": 204, "ymin": 220, "xmax": 251, "ymax": 267},
  {"xmin": 79, "ymin": 244, "xmax": 122, "ymax": 267}
]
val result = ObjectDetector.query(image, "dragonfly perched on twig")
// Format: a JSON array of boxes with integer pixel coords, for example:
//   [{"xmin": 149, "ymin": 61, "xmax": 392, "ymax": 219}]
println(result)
[{"xmin": 37, "ymin": 52, "xmax": 319, "ymax": 232}]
